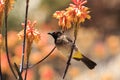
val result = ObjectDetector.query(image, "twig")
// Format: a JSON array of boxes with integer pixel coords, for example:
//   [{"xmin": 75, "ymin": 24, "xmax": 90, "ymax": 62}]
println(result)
[
  {"xmin": 19, "ymin": 0, "xmax": 29, "ymax": 74},
  {"xmin": 14, "ymin": 63, "xmax": 23, "ymax": 80},
  {"xmin": 4, "ymin": 0, "xmax": 17, "ymax": 79},
  {"xmin": 23, "ymin": 46, "xmax": 56, "ymax": 69},
  {"xmin": 20, "ymin": 0, "xmax": 30, "ymax": 80},
  {"xmin": 0, "ymin": 36, "xmax": 3, "ymax": 80},
  {"xmin": 62, "ymin": 23, "xmax": 78, "ymax": 79},
  {"xmin": 24, "ymin": 58, "xmax": 29, "ymax": 80},
  {"xmin": 24, "ymin": 41, "xmax": 31, "ymax": 80},
  {"xmin": 0, "ymin": 61, "xmax": 3, "ymax": 80}
]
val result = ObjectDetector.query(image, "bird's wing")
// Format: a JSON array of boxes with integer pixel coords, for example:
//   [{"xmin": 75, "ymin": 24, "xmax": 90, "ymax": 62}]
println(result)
[
  {"xmin": 56, "ymin": 35, "xmax": 70, "ymax": 44},
  {"xmin": 65, "ymin": 36, "xmax": 78, "ymax": 51},
  {"xmin": 66, "ymin": 36, "xmax": 79, "ymax": 51},
  {"xmin": 56, "ymin": 34, "xmax": 78, "ymax": 51},
  {"xmin": 66, "ymin": 37, "xmax": 73, "ymax": 43}
]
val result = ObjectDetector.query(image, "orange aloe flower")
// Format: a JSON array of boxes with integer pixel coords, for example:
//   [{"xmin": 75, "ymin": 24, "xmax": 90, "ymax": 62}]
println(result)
[
  {"xmin": 53, "ymin": 11, "xmax": 72, "ymax": 30},
  {"xmin": 67, "ymin": 4, "xmax": 91, "ymax": 23},
  {"xmin": 68, "ymin": 0, "xmax": 91, "ymax": 23},
  {"xmin": 53, "ymin": 0, "xmax": 91, "ymax": 30},
  {"xmin": 5, "ymin": 0, "xmax": 15, "ymax": 12},
  {"xmin": 18, "ymin": 20, "xmax": 40, "ymax": 43},
  {"xmin": 0, "ymin": 0, "xmax": 4, "ymax": 27},
  {"xmin": 0, "ymin": 0, "xmax": 4, "ymax": 13},
  {"xmin": 0, "ymin": 0, "xmax": 15, "ymax": 13},
  {"xmin": 0, "ymin": 0, "xmax": 15, "ymax": 27}
]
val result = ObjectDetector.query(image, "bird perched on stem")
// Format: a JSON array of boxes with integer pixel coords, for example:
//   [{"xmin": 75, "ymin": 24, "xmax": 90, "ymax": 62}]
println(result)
[{"xmin": 48, "ymin": 31, "xmax": 96, "ymax": 69}]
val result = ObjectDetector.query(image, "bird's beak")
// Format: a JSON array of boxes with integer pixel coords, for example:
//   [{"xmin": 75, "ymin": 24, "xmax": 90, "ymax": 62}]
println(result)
[{"xmin": 48, "ymin": 32, "xmax": 52, "ymax": 35}]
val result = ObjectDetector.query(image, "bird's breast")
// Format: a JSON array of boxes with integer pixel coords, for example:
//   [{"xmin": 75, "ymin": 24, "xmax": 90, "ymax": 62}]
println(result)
[{"xmin": 56, "ymin": 43, "xmax": 72, "ymax": 57}]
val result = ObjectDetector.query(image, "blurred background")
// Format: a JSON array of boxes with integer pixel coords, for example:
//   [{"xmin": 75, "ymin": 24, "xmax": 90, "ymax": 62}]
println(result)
[{"xmin": 1, "ymin": 0, "xmax": 120, "ymax": 80}]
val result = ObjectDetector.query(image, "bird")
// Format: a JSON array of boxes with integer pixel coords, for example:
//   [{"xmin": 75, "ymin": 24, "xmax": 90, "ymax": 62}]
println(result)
[{"xmin": 48, "ymin": 31, "xmax": 96, "ymax": 69}]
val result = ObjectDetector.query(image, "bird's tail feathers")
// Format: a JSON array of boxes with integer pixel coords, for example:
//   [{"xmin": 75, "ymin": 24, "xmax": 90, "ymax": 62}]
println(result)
[{"xmin": 72, "ymin": 51, "xmax": 97, "ymax": 69}]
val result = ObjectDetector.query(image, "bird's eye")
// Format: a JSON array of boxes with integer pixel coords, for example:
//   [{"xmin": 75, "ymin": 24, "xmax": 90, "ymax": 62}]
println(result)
[{"xmin": 57, "ymin": 32, "xmax": 62, "ymax": 36}]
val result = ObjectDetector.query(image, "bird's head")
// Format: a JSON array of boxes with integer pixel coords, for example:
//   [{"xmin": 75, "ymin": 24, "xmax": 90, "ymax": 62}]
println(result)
[{"xmin": 48, "ymin": 31, "xmax": 63, "ymax": 40}]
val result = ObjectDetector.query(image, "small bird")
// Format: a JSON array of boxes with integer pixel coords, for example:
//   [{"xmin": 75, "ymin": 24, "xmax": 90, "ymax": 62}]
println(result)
[{"xmin": 48, "ymin": 31, "xmax": 96, "ymax": 69}]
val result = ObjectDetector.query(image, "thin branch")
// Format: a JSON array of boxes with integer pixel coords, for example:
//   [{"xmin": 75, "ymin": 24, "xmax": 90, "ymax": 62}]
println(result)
[
  {"xmin": 23, "ymin": 46, "xmax": 56, "ymax": 69},
  {"xmin": 24, "ymin": 41, "xmax": 31, "ymax": 80},
  {"xmin": 14, "ymin": 63, "xmax": 23, "ymax": 80},
  {"xmin": 63, "ymin": 23, "xmax": 78, "ymax": 79},
  {"xmin": 4, "ymin": 0, "xmax": 17, "ymax": 79},
  {"xmin": 19, "ymin": 0, "xmax": 29, "ymax": 74},
  {"xmin": 0, "ymin": 36, "xmax": 2, "ymax": 79},
  {"xmin": 0, "ymin": 60, "xmax": 3, "ymax": 80},
  {"xmin": 24, "ymin": 59, "xmax": 29, "ymax": 80},
  {"xmin": 62, "ymin": 39, "xmax": 76, "ymax": 79},
  {"xmin": 0, "ymin": 36, "xmax": 3, "ymax": 80}
]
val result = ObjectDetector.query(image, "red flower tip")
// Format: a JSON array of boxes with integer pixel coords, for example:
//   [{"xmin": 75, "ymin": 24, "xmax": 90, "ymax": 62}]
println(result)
[{"xmin": 72, "ymin": 0, "xmax": 87, "ymax": 6}]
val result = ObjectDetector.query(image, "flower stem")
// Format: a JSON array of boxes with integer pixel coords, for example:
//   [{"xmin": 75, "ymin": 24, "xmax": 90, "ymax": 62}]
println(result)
[
  {"xmin": 63, "ymin": 23, "xmax": 79, "ymax": 79},
  {"xmin": 19, "ymin": 0, "xmax": 30, "ymax": 74},
  {"xmin": 24, "ymin": 40, "xmax": 32, "ymax": 80},
  {"xmin": 0, "ymin": 62, "xmax": 3, "ymax": 80},
  {"xmin": 14, "ymin": 63, "xmax": 23, "ymax": 80},
  {"xmin": 4, "ymin": 0, "xmax": 17, "ymax": 79}
]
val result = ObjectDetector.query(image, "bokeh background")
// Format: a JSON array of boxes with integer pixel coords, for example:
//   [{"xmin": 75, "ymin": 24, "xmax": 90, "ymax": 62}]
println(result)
[{"xmin": 1, "ymin": 0, "xmax": 120, "ymax": 80}]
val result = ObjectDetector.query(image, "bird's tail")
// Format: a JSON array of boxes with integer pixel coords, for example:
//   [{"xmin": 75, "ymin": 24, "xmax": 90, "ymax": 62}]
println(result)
[{"xmin": 72, "ymin": 51, "xmax": 97, "ymax": 69}]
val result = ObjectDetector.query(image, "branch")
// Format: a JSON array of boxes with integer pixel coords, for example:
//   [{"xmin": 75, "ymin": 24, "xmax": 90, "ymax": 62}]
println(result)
[
  {"xmin": 0, "ymin": 36, "xmax": 3, "ymax": 80},
  {"xmin": 24, "ymin": 59, "xmax": 29, "ymax": 80},
  {"xmin": 4, "ymin": 0, "xmax": 17, "ymax": 79},
  {"xmin": 23, "ymin": 46, "xmax": 56, "ymax": 69},
  {"xmin": 19, "ymin": 0, "xmax": 29, "ymax": 74},
  {"xmin": 14, "ymin": 63, "xmax": 23, "ymax": 80},
  {"xmin": 24, "ymin": 41, "xmax": 31, "ymax": 80},
  {"xmin": 62, "ymin": 23, "xmax": 78, "ymax": 79},
  {"xmin": 0, "ymin": 61, "xmax": 3, "ymax": 80}
]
